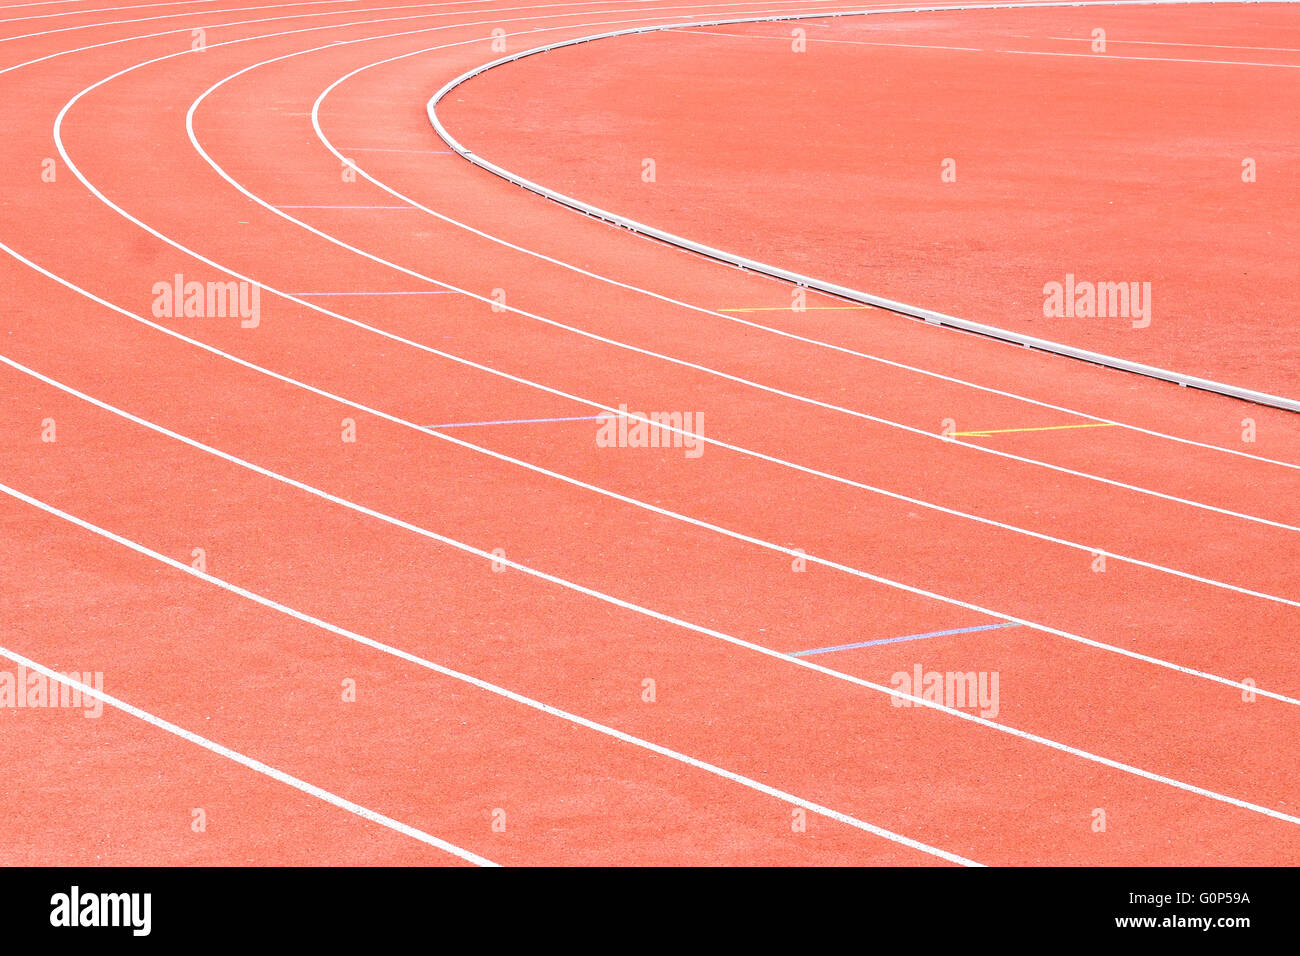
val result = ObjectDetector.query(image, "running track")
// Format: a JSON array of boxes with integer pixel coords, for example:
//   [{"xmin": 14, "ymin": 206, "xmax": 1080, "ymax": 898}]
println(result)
[{"xmin": 0, "ymin": 0, "xmax": 1297, "ymax": 866}]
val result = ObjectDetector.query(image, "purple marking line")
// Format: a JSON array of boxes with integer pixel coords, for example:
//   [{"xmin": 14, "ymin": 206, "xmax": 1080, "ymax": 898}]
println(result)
[
  {"xmin": 291, "ymin": 291, "xmax": 456, "ymax": 296},
  {"xmin": 426, "ymin": 415, "xmax": 603, "ymax": 429},
  {"xmin": 343, "ymin": 148, "xmax": 455, "ymax": 154}
]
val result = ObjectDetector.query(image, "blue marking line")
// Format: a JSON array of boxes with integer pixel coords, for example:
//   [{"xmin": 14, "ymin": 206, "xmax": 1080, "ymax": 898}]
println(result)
[
  {"xmin": 790, "ymin": 622, "xmax": 1018, "ymax": 657},
  {"xmin": 426, "ymin": 415, "xmax": 604, "ymax": 429}
]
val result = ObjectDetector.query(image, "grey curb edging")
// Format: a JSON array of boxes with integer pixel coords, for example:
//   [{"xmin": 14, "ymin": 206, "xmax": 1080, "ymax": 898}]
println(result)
[{"xmin": 426, "ymin": 0, "xmax": 1298, "ymax": 413}]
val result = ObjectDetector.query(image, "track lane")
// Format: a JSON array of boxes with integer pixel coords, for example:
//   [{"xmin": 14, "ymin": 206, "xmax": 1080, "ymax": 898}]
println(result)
[
  {"xmin": 0, "ymin": 691, "xmax": 484, "ymax": 865},
  {"xmin": 3, "ymin": 266, "xmax": 1300, "ymax": 859},
  {"xmin": 4, "ymin": 361, "xmax": 1300, "ymax": 863},
  {"xmin": 27, "ymin": 1, "xmax": 1289, "ymax": 613},
  {"xmin": 111, "ymin": 22, "xmax": 1300, "ymax": 606},
  {"xmin": 2, "ymin": 478, "xmax": 961, "ymax": 865},
  {"xmin": 2, "ymin": 0, "xmax": 1289, "ymax": 868},
  {"xmin": 434, "ymin": 1, "xmax": 1300, "ymax": 400},
  {"xmin": 317, "ymin": 17, "xmax": 1300, "ymax": 460},
  {"xmin": 7, "ymin": 162, "xmax": 1300, "ymax": 701},
  {"xmin": 27, "ymin": 0, "xmax": 1279, "ymax": 538},
  {"xmin": 10, "ymin": 0, "xmax": 1300, "ymax": 738},
  {"xmin": 317, "ymin": 54, "xmax": 1300, "ymax": 479},
  {"xmin": 172, "ymin": 14, "xmax": 1300, "ymax": 554}
]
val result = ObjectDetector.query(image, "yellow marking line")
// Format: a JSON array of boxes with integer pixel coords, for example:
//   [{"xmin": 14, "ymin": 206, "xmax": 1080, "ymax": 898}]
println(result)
[
  {"xmin": 952, "ymin": 422, "xmax": 1120, "ymax": 438},
  {"xmin": 718, "ymin": 306, "xmax": 876, "ymax": 313}
]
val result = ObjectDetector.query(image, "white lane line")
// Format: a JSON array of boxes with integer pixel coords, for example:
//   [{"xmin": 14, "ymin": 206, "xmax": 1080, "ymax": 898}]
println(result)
[
  {"xmin": 203, "ymin": 40, "xmax": 1300, "ymax": 575},
  {"xmin": 0, "ymin": 0, "xmax": 218, "ymax": 21},
  {"xmin": 0, "ymin": 483, "xmax": 978, "ymax": 867},
  {"xmin": 1048, "ymin": 35, "xmax": 1300, "ymax": 54},
  {"xmin": 677, "ymin": 25, "xmax": 1300, "ymax": 64},
  {"xmin": 0, "ymin": 0, "xmax": 383, "ymax": 43},
  {"xmin": 10, "ymin": 0, "xmax": 1300, "ymax": 826},
  {"xmin": 671, "ymin": 25, "xmax": 981, "ymax": 48},
  {"xmin": 180, "ymin": 27, "xmax": 1300, "ymax": 533},
  {"xmin": 26, "ymin": 2, "xmax": 1296, "ymax": 604},
  {"xmin": 19, "ymin": 0, "xmax": 1300, "ymax": 687},
  {"xmin": 2, "ymin": 472, "xmax": 1296, "ymax": 834},
  {"xmin": 6, "ymin": 243, "xmax": 1300, "ymax": 703},
  {"xmin": 4, "ymin": 0, "xmax": 1241, "ymax": 499},
  {"xmin": 316, "ymin": 22, "xmax": 1300, "ymax": 473},
  {"xmin": 7, "ymin": 344, "xmax": 1300, "ymax": 827},
  {"xmin": 8, "ymin": 221, "xmax": 1300, "ymax": 702},
  {"xmin": 13, "ymin": 0, "xmax": 1300, "ymax": 682},
  {"xmin": 0, "ymin": 0, "xmax": 675, "ymax": 77},
  {"xmin": 84, "ymin": 11, "xmax": 1300, "ymax": 587},
  {"xmin": 426, "ymin": 1, "xmax": 1300, "ymax": 414},
  {"xmin": 0, "ymin": 0, "xmax": 1079, "ymax": 26},
  {"xmin": 0, "ymin": 643, "xmax": 497, "ymax": 867},
  {"xmin": 997, "ymin": 46, "xmax": 1300, "ymax": 68}
]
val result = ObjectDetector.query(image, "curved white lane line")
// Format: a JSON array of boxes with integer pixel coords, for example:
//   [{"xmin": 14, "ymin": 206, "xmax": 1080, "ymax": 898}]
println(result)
[
  {"xmin": 0, "ymin": 0, "xmax": 218, "ymax": 20},
  {"xmin": 7, "ymin": 0, "xmax": 1300, "ymax": 826},
  {"xmin": 19, "ymin": 0, "xmax": 1291, "ymax": 481},
  {"xmin": 426, "ymin": 0, "xmax": 1300, "ymax": 413},
  {"xmin": 5, "ymin": 347, "xmax": 1300, "ymax": 826},
  {"xmin": 0, "ymin": 483, "xmax": 980, "ymax": 867},
  {"xmin": 315, "ymin": 20, "xmax": 1300, "ymax": 472},
  {"xmin": 0, "ymin": 0, "xmax": 668, "ymax": 78},
  {"xmin": 5, "ymin": 236, "xmax": 1296, "ymax": 704},
  {"xmin": 39, "ymin": 5, "xmax": 1296, "ymax": 596},
  {"xmin": 6, "ymin": 7, "xmax": 984, "ymax": 871},
  {"xmin": 179, "ymin": 14, "xmax": 1300, "ymax": 532},
  {"xmin": 17, "ymin": 0, "xmax": 1290, "ymax": 501},
  {"xmin": 0, "ymin": 642, "xmax": 498, "ymax": 866},
  {"xmin": 22, "ymin": 7, "xmax": 1300, "ymax": 673},
  {"xmin": 0, "ymin": 0, "xmax": 452, "ymax": 44}
]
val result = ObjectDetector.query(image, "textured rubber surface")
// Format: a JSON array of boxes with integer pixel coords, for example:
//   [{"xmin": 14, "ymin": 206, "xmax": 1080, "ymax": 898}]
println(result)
[{"xmin": 0, "ymin": 0, "xmax": 1297, "ymax": 866}]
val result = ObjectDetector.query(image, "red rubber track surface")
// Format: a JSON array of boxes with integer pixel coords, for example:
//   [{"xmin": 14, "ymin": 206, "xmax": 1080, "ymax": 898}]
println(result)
[
  {"xmin": 441, "ymin": 2, "xmax": 1300, "ymax": 397},
  {"xmin": 0, "ymin": 0, "xmax": 1297, "ymax": 866}
]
